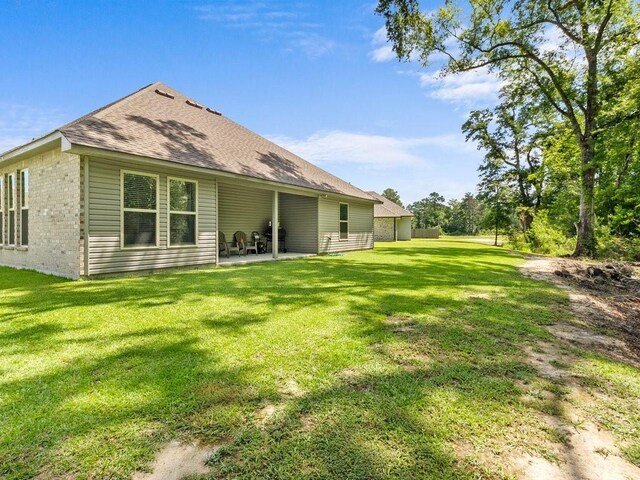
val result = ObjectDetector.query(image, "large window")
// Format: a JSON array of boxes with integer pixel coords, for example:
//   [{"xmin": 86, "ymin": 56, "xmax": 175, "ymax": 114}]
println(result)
[
  {"xmin": 8, "ymin": 173, "xmax": 15, "ymax": 246},
  {"xmin": 339, "ymin": 203, "xmax": 349, "ymax": 241},
  {"xmin": 168, "ymin": 178, "xmax": 197, "ymax": 246},
  {"xmin": 20, "ymin": 170, "xmax": 29, "ymax": 246},
  {"xmin": 0, "ymin": 176, "xmax": 4, "ymax": 245},
  {"xmin": 121, "ymin": 171, "xmax": 158, "ymax": 248}
]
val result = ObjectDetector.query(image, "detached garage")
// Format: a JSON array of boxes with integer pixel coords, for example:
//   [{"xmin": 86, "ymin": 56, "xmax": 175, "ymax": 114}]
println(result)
[{"xmin": 368, "ymin": 192, "xmax": 413, "ymax": 242}]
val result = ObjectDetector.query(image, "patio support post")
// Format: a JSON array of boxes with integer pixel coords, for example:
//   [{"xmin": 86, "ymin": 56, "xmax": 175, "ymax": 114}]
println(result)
[{"xmin": 272, "ymin": 190, "xmax": 279, "ymax": 258}]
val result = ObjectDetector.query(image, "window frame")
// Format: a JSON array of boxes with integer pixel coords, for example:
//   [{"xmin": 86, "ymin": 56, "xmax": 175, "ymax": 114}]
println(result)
[
  {"xmin": 167, "ymin": 176, "xmax": 198, "ymax": 248},
  {"xmin": 7, "ymin": 172, "xmax": 16, "ymax": 246},
  {"xmin": 20, "ymin": 169, "xmax": 29, "ymax": 247},
  {"xmin": 120, "ymin": 170, "xmax": 160, "ymax": 250},
  {"xmin": 339, "ymin": 202, "xmax": 349, "ymax": 241}
]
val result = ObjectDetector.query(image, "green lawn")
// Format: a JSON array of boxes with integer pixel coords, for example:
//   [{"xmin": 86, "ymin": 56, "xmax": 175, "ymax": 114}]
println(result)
[{"xmin": 1, "ymin": 240, "xmax": 638, "ymax": 479}]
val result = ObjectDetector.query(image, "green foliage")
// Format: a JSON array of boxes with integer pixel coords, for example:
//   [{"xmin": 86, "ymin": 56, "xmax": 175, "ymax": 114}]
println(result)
[
  {"xmin": 596, "ymin": 225, "xmax": 640, "ymax": 261},
  {"xmin": 527, "ymin": 211, "xmax": 575, "ymax": 256},
  {"xmin": 381, "ymin": 188, "xmax": 404, "ymax": 206}
]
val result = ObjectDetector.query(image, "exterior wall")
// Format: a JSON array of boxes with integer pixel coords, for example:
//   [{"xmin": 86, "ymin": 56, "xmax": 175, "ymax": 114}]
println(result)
[
  {"xmin": 279, "ymin": 193, "xmax": 318, "ymax": 253},
  {"xmin": 397, "ymin": 217, "xmax": 412, "ymax": 241},
  {"xmin": 218, "ymin": 182, "xmax": 273, "ymax": 241},
  {"xmin": 318, "ymin": 197, "xmax": 373, "ymax": 253},
  {"xmin": 86, "ymin": 156, "xmax": 216, "ymax": 275},
  {"xmin": 374, "ymin": 217, "xmax": 396, "ymax": 242},
  {"xmin": 0, "ymin": 148, "xmax": 82, "ymax": 279}
]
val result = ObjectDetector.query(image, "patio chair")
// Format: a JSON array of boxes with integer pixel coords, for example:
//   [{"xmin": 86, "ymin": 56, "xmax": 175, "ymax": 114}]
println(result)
[
  {"xmin": 246, "ymin": 231, "xmax": 260, "ymax": 255},
  {"xmin": 219, "ymin": 231, "xmax": 240, "ymax": 258},
  {"xmin": 234, "ymin": 231, "xmax": 248, "ymax": 256}
]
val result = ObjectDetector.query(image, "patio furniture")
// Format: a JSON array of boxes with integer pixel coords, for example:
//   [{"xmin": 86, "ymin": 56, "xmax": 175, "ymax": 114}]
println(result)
[
  {"xmin": 234, "ymin": 231, "xmax": 248, "ymax": 255},
  {"xmin": 263, "ymin": 226, "xmax": 287, "ymax": 253},
  {"xmin": 219, "ymin": 231, "xmax": 240, "ymax": 257},
  {"xmin": 246, "ymin": 231, "xmax": 260, "ymax": 255}
]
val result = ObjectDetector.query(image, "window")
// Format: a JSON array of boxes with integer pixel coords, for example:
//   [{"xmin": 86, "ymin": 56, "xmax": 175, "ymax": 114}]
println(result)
[
  {"xmin": 121, "ymin": 171, "xmax": 158, "ymax": 248},
  {"xmin": 8, "ymin": 173, "xmax": 15, "ymax": 246},
  {"xmin": 168, "ymin": 178, "xmax": 197, "ymax": 246},
  {"xmin": 20, "ymin": 170, "xmax": 29, "ymax": 246},
  {"xmin": 339, "ymin": 203, "xmax": 349, "ymax": 241},
  {"xmin": 0, "ymin": 176, "xmax": 4, "ymax": 245}
]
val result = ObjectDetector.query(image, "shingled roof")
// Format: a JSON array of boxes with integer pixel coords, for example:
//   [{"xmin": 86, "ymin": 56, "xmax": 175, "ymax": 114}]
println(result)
[
  {"xmin": 367, "ymin": 191, "xmax": 414, "ymax": 218},
  {"xmin": 55, "ymin": 82, "xmax": 375, "ymax": 201}
]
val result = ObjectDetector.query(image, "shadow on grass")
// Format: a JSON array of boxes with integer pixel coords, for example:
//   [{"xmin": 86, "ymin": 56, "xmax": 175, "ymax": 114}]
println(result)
[{"xmin": 0, "ymin": 241, "xmax": 576, "ymax": 479}]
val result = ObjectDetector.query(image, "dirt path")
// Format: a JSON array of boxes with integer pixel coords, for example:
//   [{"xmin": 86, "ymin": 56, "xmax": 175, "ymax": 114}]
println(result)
[{"xmin": 511, "ymin": 256, "xmax": 640, "ymax": 480}]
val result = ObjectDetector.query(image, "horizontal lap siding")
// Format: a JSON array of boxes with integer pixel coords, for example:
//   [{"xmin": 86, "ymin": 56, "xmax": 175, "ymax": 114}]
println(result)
[
  {"xmin": 87, "ymin": 157, "xmax": 216, "ymax": 275},
  {"xmin": 318, "ymin": 198, "xmax": 374, "ymax": 253},
  {"xmin": 279, "ymin": 193, "xmax": 318, "ymax": 253},
  {"xmin": 217, "ymin": 183, "xmax": 273, "ymax": 240}
]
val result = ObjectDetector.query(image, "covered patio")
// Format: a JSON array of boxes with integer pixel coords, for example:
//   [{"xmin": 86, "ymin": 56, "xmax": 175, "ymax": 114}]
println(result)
[
  {"xmin": 218, "ymin": 251, "xmax": 315, "ymax": 266},
  {"xmin": 216, "ymin": 181, "xmax": 319, "ymax": 264}
]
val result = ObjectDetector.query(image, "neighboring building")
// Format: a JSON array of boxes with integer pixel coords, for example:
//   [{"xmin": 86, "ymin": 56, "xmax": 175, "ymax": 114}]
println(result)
[
  {"xmin": 0, "ymin": 82, "xmax": 378, "ymax": 279},
  {"xmin": 368, "ymin": 191, "xmax": 413, "ymax": 242}
]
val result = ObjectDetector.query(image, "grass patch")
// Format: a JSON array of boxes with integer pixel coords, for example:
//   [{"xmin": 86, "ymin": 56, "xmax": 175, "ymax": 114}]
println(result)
[{"xmin": 0, "ymin": 240, "xmax": 638, "ymax": 479}]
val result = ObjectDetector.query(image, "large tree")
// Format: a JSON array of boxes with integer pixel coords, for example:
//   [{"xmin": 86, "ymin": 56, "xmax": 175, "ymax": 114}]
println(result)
[
  {"xmin": 381, "ymin": 188, "xmax": 404, "ymax": 206},
  {"xmin": 376, "ymin": 0, "xmax": 640, "ymax": 256}
]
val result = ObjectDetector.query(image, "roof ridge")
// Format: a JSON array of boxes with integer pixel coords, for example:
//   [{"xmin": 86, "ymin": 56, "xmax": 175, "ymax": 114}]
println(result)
[{"xmin": 60, "ymin": 82, "xmax": 160, "ymax": 131}]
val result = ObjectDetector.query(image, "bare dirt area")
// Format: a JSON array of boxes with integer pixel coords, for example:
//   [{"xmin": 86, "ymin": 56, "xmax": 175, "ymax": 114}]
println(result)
[
  {"xmin": 513, "ymin": 256, "xmax": 640, "ymax": 480},
  {"xmin": 521, "ymin": 256, "xmax": 640, "ymax": 367},
  {"xmin": 131, "ymin": 441, "xmax": 215, "ymax": 480}
]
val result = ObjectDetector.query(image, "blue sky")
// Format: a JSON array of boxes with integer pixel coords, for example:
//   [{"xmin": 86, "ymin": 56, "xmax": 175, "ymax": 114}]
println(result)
[{"xmin": 0, "ymin": 1, "xmax": 500, "ymax": 204}]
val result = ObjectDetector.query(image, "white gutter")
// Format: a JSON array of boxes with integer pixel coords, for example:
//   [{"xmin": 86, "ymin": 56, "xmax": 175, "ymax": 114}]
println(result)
[{"xmin": 0, "ymin": 131, "xmax": 69, "ymax": 166}]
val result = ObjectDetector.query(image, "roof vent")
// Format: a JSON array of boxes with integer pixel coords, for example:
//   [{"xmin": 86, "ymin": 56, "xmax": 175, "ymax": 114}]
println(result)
[
  {"xmin": 206, "ymin": 107, "xmax": 222, "ymax": 116},
  {"xmin": 186, "ymin": 99, "xmax": 203, "ymax": 109},
  {"xmin": 155, "ymin": 88, "xmax": 174, "ymax": 99}
]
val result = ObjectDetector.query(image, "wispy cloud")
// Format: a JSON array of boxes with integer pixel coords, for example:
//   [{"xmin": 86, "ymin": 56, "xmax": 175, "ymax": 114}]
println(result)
[
  {"xmin": 266, "ymin": 130, "xmax": 474, "ymax": 169},
  {"xmin": 368, "ymin": 26, "xmax": 396, "ymax": 63},
  {"xmin": 418, "ymin": 67, "xmax": 504, "ymax": 106},
  {"xmin": 0, "ymin": 104, "xmax": 64, "ymax": 154},
  {"xmin": 194, "ymin": 2, "xmax": 334, "ymax": 58}
]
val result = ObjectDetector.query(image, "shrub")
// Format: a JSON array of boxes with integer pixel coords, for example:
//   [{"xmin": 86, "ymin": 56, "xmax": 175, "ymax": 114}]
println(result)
[
  {"xmin": 527, "ymin": 211, "xmax": 575, "ymax": 256},
  {"xmin": 596, "ymin": 225, "xmax": 640, "ymax": 261}
]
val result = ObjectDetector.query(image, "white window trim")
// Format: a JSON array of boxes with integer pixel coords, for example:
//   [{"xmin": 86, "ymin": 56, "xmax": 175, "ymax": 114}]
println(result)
[
  {"xmin": 20, "ymin": 169, "xmax": 28, "ymax": 247},
  {"xmin": 8, "ymin": 172, "xmax": 16, "ymax": 246},
  {"xmin": 120, "ymin": 170, "xmax": 160, "ymax": 250},
  {"xmin": 339, "ymin": 202, "xmax": 349, "ymax": 241},
  {"xmin": 167, "ymin": 176, "xmax": 198, "ymax": 248}
]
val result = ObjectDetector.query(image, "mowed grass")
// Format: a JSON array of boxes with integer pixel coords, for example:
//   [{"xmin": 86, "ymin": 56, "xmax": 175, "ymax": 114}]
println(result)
[{"xmin": 0, "ymin": 240, "xmax": 638, "ymax": 479}]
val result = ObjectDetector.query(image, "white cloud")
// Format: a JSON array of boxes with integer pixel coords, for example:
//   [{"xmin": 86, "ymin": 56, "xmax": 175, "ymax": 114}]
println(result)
[
  {"xmin": 0, "ymin": 104, "xmax": 64, "ymax": 154},
  {"xmin": 369, "ymin": 26, "xmax": 397, "ymax": 63},
  {"xmin": 195, "ymin": 2, "xmax": 334, "ymax": 58},
  {"xmin": 419, "ymin": 67, "xmax": 504, "ymax": 105},
  {"xmin": 266, "ymin": 130, "xmax": 474, "ymax": 169}
]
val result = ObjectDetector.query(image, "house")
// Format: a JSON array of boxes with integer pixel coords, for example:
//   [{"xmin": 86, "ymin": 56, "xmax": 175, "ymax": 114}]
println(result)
[
  {"xmin": 0, "ymin": 82, "xmax": 378, "ymax": 279},
  {"xmin": 368, "ymin": 191, "xmax": 413, "ymax": 242}
]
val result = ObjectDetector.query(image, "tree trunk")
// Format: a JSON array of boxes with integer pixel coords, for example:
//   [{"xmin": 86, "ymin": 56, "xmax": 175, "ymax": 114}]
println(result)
[{"xmin": 573, "ymin": 149, "xmax": 596, "ymax": 257}]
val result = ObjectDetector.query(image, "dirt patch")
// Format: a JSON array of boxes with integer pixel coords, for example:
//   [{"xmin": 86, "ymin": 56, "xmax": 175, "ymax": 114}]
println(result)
[
  {"xmin": 384, "ymin": 315, "xmax": 418, "ymax": 333},
  {"xmin": 132, "ymin": 441, "xmax": 215, "ymax": 480},
  {"xmin": 521, "ymin": 256, "xmax": 640, "ymax": 367},
  {"xmin": 511, "ymin": 343, "xmax": 640, "ymax": 480}
]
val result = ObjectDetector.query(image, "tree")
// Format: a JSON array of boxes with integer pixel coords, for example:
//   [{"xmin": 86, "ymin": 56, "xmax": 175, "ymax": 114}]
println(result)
[
  {"xmin": 445, "ymin": 193, "xmax": 485, "ymax": 235},
  {"xmin": 407, "ymin": 192, "xmax": 449, "ymax": 228},
  {"xmin": 462, "ymin": 92, "xmax": 546, "ymax": 231},
  {"xmin": 381, "ymin": 188, "xmax": 404, "ymax": 206},
  {"xmin": 376, "ymin": 0, "xmax": 640, "ymax": 256}
]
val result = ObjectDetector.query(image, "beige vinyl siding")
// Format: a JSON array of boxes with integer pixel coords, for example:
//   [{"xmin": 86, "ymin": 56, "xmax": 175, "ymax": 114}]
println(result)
[
  {"xmin": 318, "ymin": 197, "xmax": 373, "ymax": 253},
  {"xmin": 279, "ymin": 193, "xmax": 318, "ymax": 253},
  {"xmin": 217, "ymin": 183, "xmax": 272, "ymax": 239},
  {"xmin": 87, "ymin": 156, "xmax": 216, "ymax": 275},
  {"xmin": 397, "ymin": 217, "xmax": 412, "ymax": 241}
]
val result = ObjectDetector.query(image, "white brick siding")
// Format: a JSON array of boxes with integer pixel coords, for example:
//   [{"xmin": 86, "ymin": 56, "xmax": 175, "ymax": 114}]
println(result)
[{"xmin": 0, "ymin": 148, "xmax": 82, "ymax": 278}]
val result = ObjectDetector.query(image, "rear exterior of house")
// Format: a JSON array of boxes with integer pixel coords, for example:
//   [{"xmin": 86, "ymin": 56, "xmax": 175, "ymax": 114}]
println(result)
[
  {"xmin": 0, "ymin": 83, "xmax": 376, "ymax": 279},
  {"xmin": 368, "ymin": 191, "xmax": 413, "ymax": 242}
]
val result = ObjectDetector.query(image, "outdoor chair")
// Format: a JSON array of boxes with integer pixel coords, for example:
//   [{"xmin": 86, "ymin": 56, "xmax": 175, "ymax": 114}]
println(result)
[
  {"xmin": 246, "ymin": 231, "xmax": 260, "ymax": 255},
  {"xmin": 219, "ymin": 231, "xmax": 240, "ymax": 258},
  {"xmin": 234, "ymin": 231, "xmax": 248, "ymax": 256}
]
